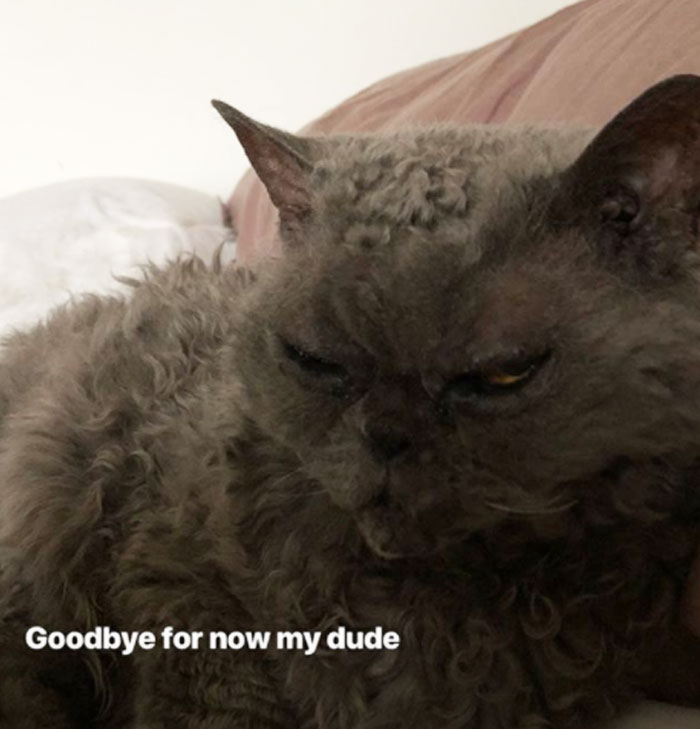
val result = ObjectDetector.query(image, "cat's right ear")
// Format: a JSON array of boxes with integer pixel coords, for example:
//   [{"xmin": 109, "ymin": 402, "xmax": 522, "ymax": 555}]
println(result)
[
  {"xmin": 555, "ymin": 75, "xmax": 700, "ymax": 276},
  {"xmin": 212, "ymin": 100, "xmax": 315, "ymax": 244}
]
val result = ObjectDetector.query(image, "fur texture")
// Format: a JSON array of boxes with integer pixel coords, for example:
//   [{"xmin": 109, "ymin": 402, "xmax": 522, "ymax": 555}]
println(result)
[{"xmin": 3, "ymin": 76, "xmax": 700, "ymax": 728}]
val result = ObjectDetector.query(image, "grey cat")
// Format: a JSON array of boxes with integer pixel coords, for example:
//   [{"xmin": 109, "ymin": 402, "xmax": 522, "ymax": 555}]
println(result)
[{"xmin": 1, "ymin": 75, "xmax": 700, "ymax": 729}]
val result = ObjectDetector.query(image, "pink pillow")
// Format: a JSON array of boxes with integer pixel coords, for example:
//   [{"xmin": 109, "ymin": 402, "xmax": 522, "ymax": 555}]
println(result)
[{"xmin": 229, "ymin": 0, "xmax": 700, "ymax": 263}]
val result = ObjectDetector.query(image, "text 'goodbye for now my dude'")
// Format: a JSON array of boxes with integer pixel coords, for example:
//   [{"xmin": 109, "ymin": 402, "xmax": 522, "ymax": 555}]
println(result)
[{"xmin": 26, "ymin": 625, "xmax": 401, "ymax": 656}]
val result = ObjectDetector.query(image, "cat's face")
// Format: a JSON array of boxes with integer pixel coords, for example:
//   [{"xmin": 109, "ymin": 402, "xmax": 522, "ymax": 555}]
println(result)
[{"xmin": 218, "ymin": 76, "xmax": 700, "ymax": 559}]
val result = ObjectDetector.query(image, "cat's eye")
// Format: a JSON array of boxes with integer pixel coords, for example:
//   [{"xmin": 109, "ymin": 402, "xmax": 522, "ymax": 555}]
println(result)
[
  {"xmin": 280, "ymin": 339, "xmax": 351, "ymax": 397},
  {"xmin": 481, "ymin": 368, "xmax": 533, "ymax": 388},
  {"xmin": 444, "ymin": 351, "xmax": 550, "ymax": 401}
]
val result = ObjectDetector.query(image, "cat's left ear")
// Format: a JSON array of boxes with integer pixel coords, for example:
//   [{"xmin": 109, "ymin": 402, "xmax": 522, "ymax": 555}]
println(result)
[
  {"xmin": 559, "ymin": 74, "xmax": 700, "ymax": 273},
  {"xmin": 212, "ymin": 100, "xmax": 317, "ymax": 244}
]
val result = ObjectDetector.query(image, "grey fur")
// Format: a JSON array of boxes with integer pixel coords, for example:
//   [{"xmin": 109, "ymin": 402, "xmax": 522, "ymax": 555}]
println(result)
[{"xmin": 2, "ymin": 76, "xmax": 700, "ymax": 728}]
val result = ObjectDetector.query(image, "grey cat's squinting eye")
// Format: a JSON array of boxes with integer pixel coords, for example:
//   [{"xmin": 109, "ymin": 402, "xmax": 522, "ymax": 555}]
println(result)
[
  {"xmin": 281, "ymin": 339, "xmax": 353, "ymax": 398},
  {"xmin": 444, "ymin": 350, "xmax": 551, "ymax": 401},
  {"xmin": 282, "ymin": 337, "xmax": 550, "ymax": 402}
]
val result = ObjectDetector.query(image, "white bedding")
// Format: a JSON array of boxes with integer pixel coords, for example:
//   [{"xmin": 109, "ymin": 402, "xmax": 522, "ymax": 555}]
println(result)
[{"xmin": 0, "ymin": 178, "xmax": 233, "ymax": 338}]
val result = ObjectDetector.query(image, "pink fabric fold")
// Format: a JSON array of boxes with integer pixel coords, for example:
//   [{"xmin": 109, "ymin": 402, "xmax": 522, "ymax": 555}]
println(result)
[{"xmin": 229, "ymin": 0, "xmax": 700, "ymax": 263}]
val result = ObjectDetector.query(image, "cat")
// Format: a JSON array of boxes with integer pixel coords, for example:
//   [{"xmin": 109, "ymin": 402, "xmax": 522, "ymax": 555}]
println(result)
[{"xmin": 2, "ymin": 74, "xmax": 700, "ymax": 729}]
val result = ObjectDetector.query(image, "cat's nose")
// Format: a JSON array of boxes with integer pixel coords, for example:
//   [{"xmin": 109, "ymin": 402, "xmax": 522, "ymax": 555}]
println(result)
[{"xmin": 365, "ymin": 425, "xmax": 412, "ymax": 462}]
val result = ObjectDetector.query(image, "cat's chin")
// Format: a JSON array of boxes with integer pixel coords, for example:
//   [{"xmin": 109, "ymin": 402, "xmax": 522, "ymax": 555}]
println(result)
[{"xmin": 355, "ymin": 503, "xmax": 437, "ymax": 560}]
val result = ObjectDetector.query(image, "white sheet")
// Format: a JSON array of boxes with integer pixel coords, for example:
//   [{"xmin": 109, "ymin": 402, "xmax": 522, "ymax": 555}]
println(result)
[{"xmin": 0, "ymin": 178, "xmax": 233, "ymax": 338}]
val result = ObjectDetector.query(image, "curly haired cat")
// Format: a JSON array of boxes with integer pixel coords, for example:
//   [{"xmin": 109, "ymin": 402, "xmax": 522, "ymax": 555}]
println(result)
[{"xmin": 2, "ymin": 75, "xmax": 700, "ymax": 729}]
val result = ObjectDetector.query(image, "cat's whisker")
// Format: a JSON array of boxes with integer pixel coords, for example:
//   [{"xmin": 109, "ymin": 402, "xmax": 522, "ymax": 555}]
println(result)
[
  {"xmin": 483, "ymin": 498, "xmax": 579, "ymax": 516},
  {"xmin": 265, "ymin": 467, "xmax": 306, "ymax": 490},
  {"xmin": 283, "ymin": 487, "xmax": 328, "ymax": 501},
  {"xmin": 263, "ymin": 467, "xmax": 330, "ymax": 502}
]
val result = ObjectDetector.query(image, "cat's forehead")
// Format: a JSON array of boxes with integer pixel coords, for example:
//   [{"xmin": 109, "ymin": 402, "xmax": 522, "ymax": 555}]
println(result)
[
  {"xmin": 274, "ymin": 233, "xmax": 564, "ymax": 372},
  {"xmin": 262, "ymin": 125, "xmax": 594, "ymax": 365},
  {"xmin": 308, "ymin": 124, "xmax": 594, "ymax": 249}
]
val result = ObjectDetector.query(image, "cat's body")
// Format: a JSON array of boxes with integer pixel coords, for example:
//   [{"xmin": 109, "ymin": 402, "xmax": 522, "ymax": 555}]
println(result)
[{"xmin": 3, "ymin": 76, "xmax": 700, "ymax": 728}]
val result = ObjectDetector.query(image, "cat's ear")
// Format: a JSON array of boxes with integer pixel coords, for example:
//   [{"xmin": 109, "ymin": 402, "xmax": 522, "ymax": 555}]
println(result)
[
  {"xmin": 212, "ymin": 100, "xmax": 316, "ymax": 243},
  {"xmin": 559, "ymin": 75, "xmax": 700, "ymax": 273}
]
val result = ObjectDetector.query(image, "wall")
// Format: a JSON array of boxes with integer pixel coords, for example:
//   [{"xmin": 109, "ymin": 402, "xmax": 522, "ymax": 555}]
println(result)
[{"xmin": 1, "ymin": 0, "xmax": 575, "ymax": 200}]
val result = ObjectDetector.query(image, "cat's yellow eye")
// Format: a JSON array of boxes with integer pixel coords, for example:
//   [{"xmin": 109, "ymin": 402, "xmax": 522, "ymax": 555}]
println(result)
[
  {"xmin": 482, "ymin": 368, "xmax": 534, "ymax": 388},
  {"xmin": 444, "ymin": 350, "xmax": 550, "ymax": 403}
]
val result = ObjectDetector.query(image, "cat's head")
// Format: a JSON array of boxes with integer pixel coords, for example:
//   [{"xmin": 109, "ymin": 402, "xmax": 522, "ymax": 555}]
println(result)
[{"xmin": 215, "ymin": 76, "xmax": 700, "ymax": 559}]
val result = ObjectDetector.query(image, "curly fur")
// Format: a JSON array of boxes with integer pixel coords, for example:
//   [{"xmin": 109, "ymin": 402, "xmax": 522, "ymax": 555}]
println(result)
[{"xmin": 3, "ymin": 77, "xmax": 700, "ymax": 729}]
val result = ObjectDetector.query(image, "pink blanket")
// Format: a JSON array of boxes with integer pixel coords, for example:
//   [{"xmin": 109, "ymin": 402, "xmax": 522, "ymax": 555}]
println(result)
[{"xmin": 229, "ymin": 0, "xmax": 700, "ymax": 263}]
